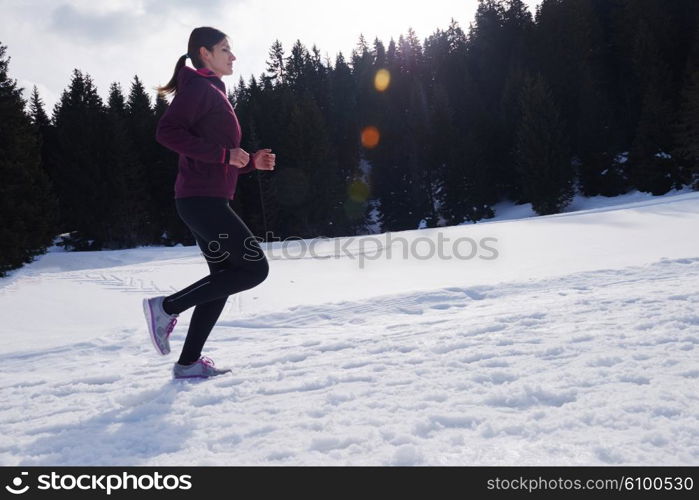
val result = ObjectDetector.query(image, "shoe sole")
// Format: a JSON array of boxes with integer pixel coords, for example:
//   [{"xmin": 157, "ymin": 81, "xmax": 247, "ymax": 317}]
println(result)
[
  {"xmin": 173, "ymin": 368, "xmax": 232, "ymax": 380},
  {"xmin": 174, "ymin": 372, "xmax": 231, "ymax": 380},
  {"xmin": 143, "ymin": 298, "xmax": 169, "ymax": 356}
]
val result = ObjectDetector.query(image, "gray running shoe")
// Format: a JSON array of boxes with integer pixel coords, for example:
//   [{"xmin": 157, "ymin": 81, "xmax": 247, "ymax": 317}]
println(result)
[
  {"xmin": 143, "ymin": 296, "xmax": 178, "ymax": 355},
  {"xmin": 173, "ymin": 356, "xmax": 232, "ymax": 379}
]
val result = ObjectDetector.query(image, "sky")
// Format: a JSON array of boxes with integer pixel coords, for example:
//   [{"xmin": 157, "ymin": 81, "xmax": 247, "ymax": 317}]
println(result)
[{"xmin": 1, "ymin": 0, "xmax": 541, "ymax": 114}]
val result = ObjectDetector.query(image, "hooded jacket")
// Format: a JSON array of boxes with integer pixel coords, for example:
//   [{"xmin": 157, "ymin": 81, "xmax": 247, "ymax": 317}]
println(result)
[{"xmin": 156, "ymin": 65, "xmax": 255, "ymax": 199}]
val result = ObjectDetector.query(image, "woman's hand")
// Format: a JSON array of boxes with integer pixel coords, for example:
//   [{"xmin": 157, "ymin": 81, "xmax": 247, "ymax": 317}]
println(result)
[
  {"xmin": 228, "ymin": 147, "xmax": 250, "ymax": 168},
  {"xmin": 252, "ymin": 148, "xmax": 275, "ymax": 171}
]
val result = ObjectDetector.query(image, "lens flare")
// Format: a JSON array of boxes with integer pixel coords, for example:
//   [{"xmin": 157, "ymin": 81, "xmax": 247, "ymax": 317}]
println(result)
[
  {"xmin": 361, "ymin": 126, "xmax": 380, "ymax": 149},
  {"xmin": 374, "ymin": 68, "xmax": 390, "ymax": 92},
  {"xmin": 348, "ymin": 180, "xmax": 370, "ymax": 202}
]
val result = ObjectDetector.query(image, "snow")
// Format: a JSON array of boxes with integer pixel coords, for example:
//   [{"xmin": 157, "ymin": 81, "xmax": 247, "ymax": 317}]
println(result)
[
  {"xmin": 1, "ymin": 188, "xmax": 698, "ymax": 465},
  {"xmin": 475, "ymin": 185, "xmax": 694, "ymax": 224},
  {"xmin": 365, "ymin": 199, "xmax": 382, "ymax": 234},
  {"xmin": 615, "ymin": 152, "xmax": 629, "ymax": 164}
]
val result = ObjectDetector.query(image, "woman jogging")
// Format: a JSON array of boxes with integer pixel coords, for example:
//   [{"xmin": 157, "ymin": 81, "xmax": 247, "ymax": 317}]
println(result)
[{"xmin": 145, "ymin": 26, "xmax": 274, "ymax": 380}]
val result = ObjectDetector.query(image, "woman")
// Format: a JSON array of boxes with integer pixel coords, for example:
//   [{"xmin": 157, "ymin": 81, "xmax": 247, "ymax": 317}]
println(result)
[{"xmin": 144, "ymin": 26, "xmax": 274, "ymax": 380}]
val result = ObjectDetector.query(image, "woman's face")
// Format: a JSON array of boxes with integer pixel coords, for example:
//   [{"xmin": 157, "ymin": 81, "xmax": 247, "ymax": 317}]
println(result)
[{"xmin": 201, "ymin": 38, "xmax": 236, "ymax": 77}]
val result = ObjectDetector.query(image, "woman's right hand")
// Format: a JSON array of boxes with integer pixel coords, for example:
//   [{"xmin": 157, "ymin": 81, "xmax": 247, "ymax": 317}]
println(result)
[{"xmin": 228, "ymin": 147, "xmax": 250, "ymax": 168}]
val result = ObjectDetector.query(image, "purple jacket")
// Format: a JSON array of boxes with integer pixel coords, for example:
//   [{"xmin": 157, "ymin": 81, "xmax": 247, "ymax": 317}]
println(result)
[{"xmin": 156, "ymin": 66, "xmax": 255, "ymax": 199}]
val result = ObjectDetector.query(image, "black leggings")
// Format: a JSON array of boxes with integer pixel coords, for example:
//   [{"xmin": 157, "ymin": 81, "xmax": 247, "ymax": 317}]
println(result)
[{"xmin": 162, "ymin": 196, "xmax": 269, "ymax": 364}]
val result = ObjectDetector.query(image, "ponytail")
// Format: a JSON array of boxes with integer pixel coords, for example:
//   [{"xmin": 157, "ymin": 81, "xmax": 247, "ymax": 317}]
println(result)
[
  {"xmin": 155, "ymin": 54, "xmax": 188, "ymax": 99},
  {"xmin": 153, "ymin": 26, "xmax": 228, "ymax": 99}
]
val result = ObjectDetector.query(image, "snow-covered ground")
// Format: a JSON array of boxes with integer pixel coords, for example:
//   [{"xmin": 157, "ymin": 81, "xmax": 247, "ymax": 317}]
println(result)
[{"xmin": 0, "ymin": 188, "xmax": 697, "ymax": 465}]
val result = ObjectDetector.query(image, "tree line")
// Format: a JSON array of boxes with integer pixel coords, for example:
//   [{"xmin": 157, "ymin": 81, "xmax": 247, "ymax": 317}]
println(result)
[{"xmin": 1, "ymin": 0, "xmax": 698, "ymax": 276}]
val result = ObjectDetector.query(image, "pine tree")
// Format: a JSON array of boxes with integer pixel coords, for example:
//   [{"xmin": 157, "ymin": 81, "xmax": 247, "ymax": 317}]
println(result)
[
  {"xmin": 28, "ymin": 85, "xmax": 50, "ymax": 128},
  {"xmin": 569, "ymin": 0, "xmax": 626, "ymax": 196},
  {"xmin": 424, "ymin": 78, "xmax": 450, "ymax": 225},
  {"xmin": 125, "ymin": 75, "xmax": 165, "ymax": 244},
  {"xmin": 272, "ymin": 85, "xmax": 338, "ymax": 237},
  {"xmin": 673, "ymin": 28, "xmax": 699, "ymax": 189},
  {"xmin": 152, "ymin": 94, "xmax": 192, "ymax": 244},
  {"xmin": 497, "ymin": 0, "xmax": 536, "ymax": 201},
  {"xmin": 515, "ymin": 72, "xmax": 573, "ymax": 215},
  {"xmin": 373, "ymin": 32, "xmax": 434, "ymax": 229},
  {"xmin": 286, "ymin": 40, "xmax": 310, "ymax": 92},
  {"xmin": 352, "ymin": 35, "xmax": 382, "ymax": 231},
  {"xmin": 51, "ymin": 69, "xmax": 109, "ymax": 249},
  {"xmin": 371, "ymin": 34, "xmax": 416, "ymax": 232},
  {"xmin": 265, "ymin": 40, "xmax": 286, "ymax": 87},
  {"xmin": 125, "ymin": 75, "xmax": 155, "ymax": 168},
  {"xmin": 28, "ymin": 84, "xmax": 60, "ymax": 198},
  {"xmin": 103, "ymin": 82, "xmax": 149, "ymax": 247},
  {"xmin": 627, "ymin": 22, "xmax": 677, "ymax": 195},
  {"xmin": 436, "ymin": 19, "xmax": 490, "ymax": 224},
  {"xmin": 325, "ymin": 51, "xmax": 360, "ymax": 235},
  {"xmin": 233, "ymin": 74, "xmax": 279, "ymax": 239},
  {"xmin": 0, "ymin": 42, "xmax": 58, "ymax": 276}
]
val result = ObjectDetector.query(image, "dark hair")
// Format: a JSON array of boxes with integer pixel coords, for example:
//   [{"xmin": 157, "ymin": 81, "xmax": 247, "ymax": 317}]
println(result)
[{"xmin": 154, "ymin": 26, "xmax": 228, "ymax": 99}]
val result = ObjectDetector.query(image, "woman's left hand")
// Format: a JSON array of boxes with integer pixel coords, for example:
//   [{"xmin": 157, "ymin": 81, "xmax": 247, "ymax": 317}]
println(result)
[{"xmin": 253, "ymin": 149, "xmax": 275, "ymax": 170}]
